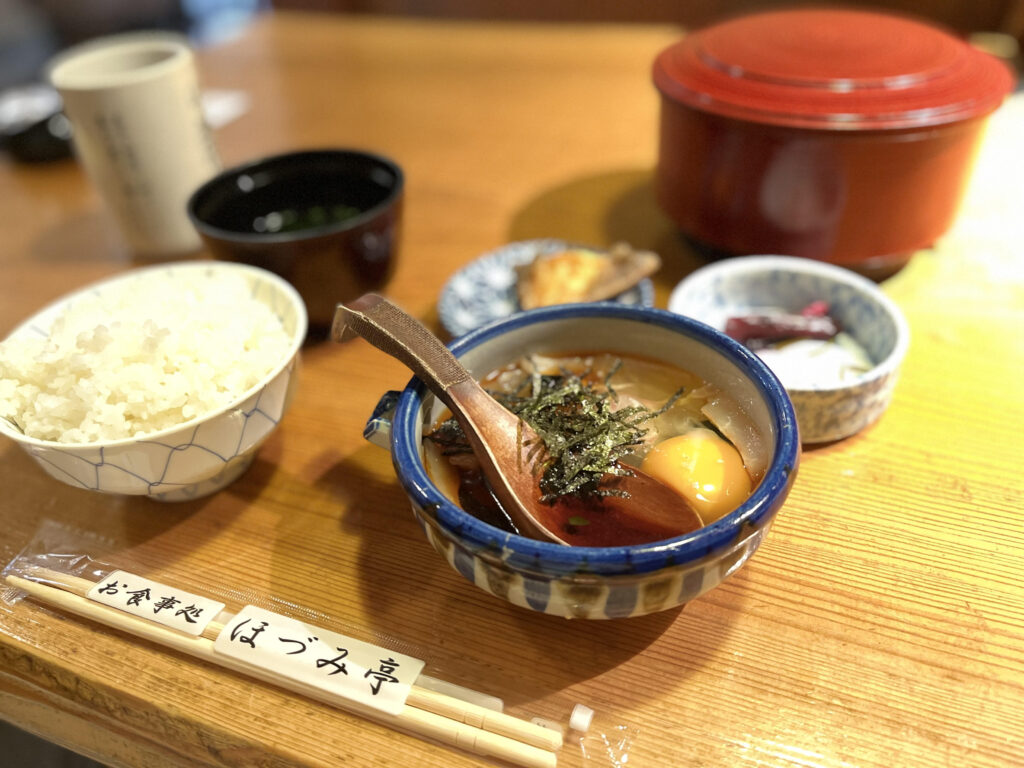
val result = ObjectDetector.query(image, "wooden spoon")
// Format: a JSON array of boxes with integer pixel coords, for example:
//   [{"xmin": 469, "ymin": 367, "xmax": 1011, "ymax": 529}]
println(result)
[{"xmin": 332, "ymin": 294, "xmax": 703, "ymax": 546}]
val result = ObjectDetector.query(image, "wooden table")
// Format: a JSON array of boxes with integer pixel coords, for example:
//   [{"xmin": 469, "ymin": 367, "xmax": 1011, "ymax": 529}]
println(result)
[{"xmin": 1, "ymin": 11, "xmax": 1022, "ymax": 768}]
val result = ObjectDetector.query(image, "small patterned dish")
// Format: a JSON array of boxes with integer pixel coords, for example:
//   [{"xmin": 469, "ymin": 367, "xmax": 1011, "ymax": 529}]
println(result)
[
  {"xmin": 668, "ymin": 255, "xmax": 910, "ymax": 443},
  {"xmin": 0, "ymin": 262, "xmax": 306, "ymax": 501},
  {"xmin": 437, "ymin": 239, "xmax": 655, "ymax": 337}
]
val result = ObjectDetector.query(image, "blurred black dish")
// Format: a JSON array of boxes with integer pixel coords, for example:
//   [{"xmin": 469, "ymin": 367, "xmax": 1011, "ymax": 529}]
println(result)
[
  {"xmin": 187, "ymin": 148, "xmax": 403, "ymax": 330},
  {"xmin": 0, "ymin": 84, "xmax": 72, "ymax": 162}
]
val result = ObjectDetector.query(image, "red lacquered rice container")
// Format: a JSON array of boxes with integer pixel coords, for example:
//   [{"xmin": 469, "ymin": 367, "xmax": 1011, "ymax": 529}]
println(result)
[{"xmin": 653, "ymin": 8, "xmax": 1015, "ymax": 277}]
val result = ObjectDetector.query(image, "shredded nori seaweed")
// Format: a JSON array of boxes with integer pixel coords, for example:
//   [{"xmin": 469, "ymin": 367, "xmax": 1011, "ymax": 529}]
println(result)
[{"xmin": 426, "ymin": 358, "xmax": 683, "ymax": 503}]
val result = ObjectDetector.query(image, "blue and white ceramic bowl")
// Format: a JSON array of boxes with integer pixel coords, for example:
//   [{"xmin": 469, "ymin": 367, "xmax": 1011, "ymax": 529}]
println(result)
[
  {"xmin": 668, "ymin": 256, "xmax": 910, "ymax": 444},
  {"xmin": 365, "ymin": 304, "xmax": 800, "ymax": 619},
  {"xmin": 0, "ymin": 262, "xmax": 306, "ymax": 501},
  {"xmin": 437, "ymin": 239, "xmax": 655, "ymax": 337}
]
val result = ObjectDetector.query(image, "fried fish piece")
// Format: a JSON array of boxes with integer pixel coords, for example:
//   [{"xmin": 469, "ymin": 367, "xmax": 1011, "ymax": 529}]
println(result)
[{"xmin": 515, "ymin": 242, "xmax": 660, "ymax": 309}]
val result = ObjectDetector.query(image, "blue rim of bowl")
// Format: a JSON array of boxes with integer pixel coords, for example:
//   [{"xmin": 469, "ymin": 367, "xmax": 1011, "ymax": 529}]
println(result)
[
  {"xmin": 390, "ymin": 303, "xmax": 800, "ymax": 574},
  {"xmin": 186, "ymin": 148, "xmax": 404, "ymax": 245}
]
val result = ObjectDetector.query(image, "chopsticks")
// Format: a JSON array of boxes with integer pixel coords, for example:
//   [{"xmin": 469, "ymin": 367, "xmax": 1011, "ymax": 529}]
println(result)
[{"xmin": 6, "ymin": 568, "xmax": 561, "ymax": 768}]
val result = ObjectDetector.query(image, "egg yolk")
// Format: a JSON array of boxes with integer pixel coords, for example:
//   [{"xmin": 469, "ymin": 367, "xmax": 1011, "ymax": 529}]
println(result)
[{"xmin": 640, "ymin": 428, "xmax": 752, "ymax": 523}]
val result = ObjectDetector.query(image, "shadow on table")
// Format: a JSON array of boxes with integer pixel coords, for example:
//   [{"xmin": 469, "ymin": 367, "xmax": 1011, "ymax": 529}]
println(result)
[
  {"xmin": 113, "ymin": 445, "xmax": 277, "ymax": 563},
  {"xmin": 0, "ymin": 430, "xmax": 276, "ymax": 587},
  {"xmin": 506, "ymin": 166, "xmax": 711, "ymax": 305}
]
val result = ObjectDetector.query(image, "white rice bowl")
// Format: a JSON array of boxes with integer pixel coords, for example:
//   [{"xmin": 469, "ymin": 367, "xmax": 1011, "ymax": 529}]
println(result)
[{"xmin": 0, "ymin": 262, "xmax": 307, "ymax": 500}]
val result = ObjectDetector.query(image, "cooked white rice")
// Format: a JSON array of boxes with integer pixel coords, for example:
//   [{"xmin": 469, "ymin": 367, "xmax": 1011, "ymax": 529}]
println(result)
[{"xmin": 0, "ymin": 270, "xmax": 291, "ymax": 444}]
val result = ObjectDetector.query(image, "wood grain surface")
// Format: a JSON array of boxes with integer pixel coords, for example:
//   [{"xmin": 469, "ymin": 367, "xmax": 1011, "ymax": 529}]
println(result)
[{"xmin": 0, "ymin": 11, "xmax": 1021, "ymax": 768}]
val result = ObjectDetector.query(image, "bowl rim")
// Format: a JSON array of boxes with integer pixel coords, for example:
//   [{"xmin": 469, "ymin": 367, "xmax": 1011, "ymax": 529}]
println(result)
[
  {"xmin": 47, "ymin": 31, "xmax": 192, "ymax": 92},
  {"xmin": 389, "ymin": 303, "xmax": 800, "ymax": 571},
  {"xmin": 186, "ymin": 147, "xmax": 404, "ymax": 245},
  {"xmin": 0, "ymin": 260, "xmax": 307, "ymax": 449},
  {"xmin": 668, "ymin": 255, "xmax": 911, "ymax": 395},
  {"xmin": 651, "ymin": 8, "xmax": 1015, "ymax": 131}
]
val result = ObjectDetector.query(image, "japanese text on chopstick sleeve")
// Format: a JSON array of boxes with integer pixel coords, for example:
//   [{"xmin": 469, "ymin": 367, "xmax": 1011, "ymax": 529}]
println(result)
[
  {"xmin": 212, "ymin": 605, "xmax": 425, "ymax": 715},
  {"xmin": 86, "ymin": 570, "xmax": 226, "ymax": 637}
]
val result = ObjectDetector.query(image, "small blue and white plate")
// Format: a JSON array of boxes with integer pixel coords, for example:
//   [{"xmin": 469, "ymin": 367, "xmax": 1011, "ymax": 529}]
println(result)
[{"xmin": 438, "ymin": 239, "xmax": 655, "ymax": 338}]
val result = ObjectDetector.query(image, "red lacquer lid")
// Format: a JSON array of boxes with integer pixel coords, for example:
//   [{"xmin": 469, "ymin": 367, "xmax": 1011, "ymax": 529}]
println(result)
[{"xmin": 653, "ymin": 8, "xmax": 1015, "ymax": 130}]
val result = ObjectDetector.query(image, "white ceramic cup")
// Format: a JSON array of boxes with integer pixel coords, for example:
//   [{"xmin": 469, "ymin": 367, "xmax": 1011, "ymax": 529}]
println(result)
[{"xmin": 48, "ymin": 32, "xmax": 221, "ymax": 257}]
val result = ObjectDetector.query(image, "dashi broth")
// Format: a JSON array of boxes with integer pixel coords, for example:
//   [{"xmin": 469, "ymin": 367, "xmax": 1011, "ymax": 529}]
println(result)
[{"xmin": 424, "ymin": 353, "xmax": 765, "ymax": 546}]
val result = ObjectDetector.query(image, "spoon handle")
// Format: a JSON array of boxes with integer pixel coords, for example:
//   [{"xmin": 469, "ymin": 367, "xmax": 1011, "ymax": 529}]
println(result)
[{"xmin": 332, "ymin": 294, "xmax": 470, "ymax": 393}]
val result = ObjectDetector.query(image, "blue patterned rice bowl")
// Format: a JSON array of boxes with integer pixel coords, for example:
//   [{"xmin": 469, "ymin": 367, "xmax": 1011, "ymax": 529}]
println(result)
[{"xmin": 0, "ymin": 262, "xmax": 306, "ymax": 501}]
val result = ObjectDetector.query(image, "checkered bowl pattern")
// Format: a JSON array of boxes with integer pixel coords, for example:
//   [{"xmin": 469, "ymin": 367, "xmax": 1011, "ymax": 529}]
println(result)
[{"xmin": 0, "ymin": 262, "xmax": 306, "ymax": 501}]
